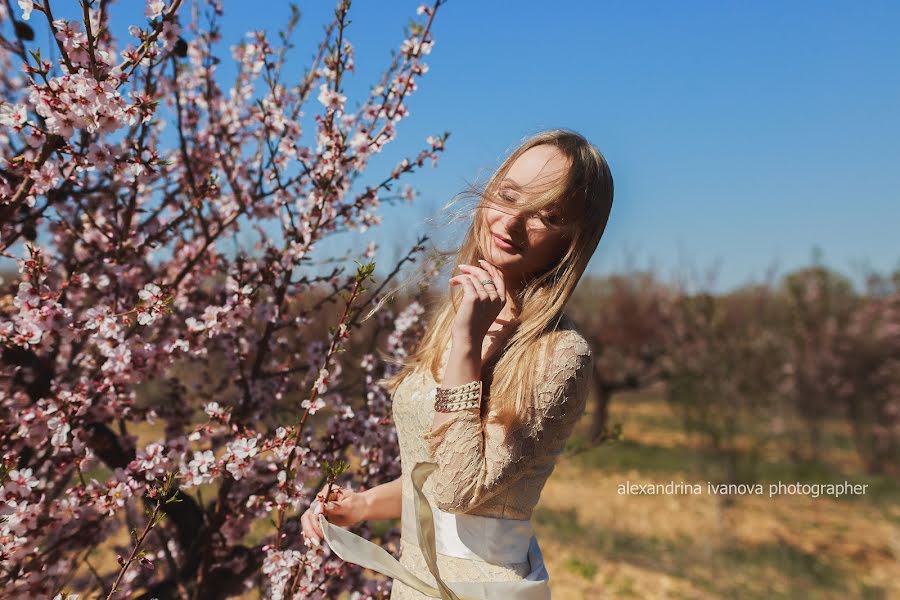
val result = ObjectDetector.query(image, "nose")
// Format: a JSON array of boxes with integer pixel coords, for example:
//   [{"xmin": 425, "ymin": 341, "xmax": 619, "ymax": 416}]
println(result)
[{"xmin": 496, "ymin": 208, "xmax": 526, "ymax": 242}]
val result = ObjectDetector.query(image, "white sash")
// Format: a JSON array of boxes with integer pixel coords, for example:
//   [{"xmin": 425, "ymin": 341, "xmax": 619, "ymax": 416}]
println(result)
[{"xmin": 318, "ymin": 460, "xmax": 551, "ymax": 599}]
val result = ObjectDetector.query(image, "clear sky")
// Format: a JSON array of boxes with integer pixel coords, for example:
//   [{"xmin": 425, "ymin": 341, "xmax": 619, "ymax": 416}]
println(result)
[{"xmin": 12, "ymin": 1, "xmax": 900, "ymax": 293}]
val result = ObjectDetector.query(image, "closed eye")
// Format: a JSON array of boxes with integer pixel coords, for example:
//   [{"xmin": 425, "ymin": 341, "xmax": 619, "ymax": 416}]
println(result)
[{"xmin": 539, "ymin": 212, "xmax": 561, "ymax": 226}]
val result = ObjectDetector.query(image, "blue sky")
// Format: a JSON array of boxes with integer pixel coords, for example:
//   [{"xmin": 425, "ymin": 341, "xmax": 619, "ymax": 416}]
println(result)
[{"xmin": 11, "ymin": 0, "xmax": 900, "ymax": 293}]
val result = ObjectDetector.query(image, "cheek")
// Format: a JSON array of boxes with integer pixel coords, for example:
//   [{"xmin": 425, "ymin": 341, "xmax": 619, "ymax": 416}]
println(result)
[{"xmin": 528, "ymin": 231, "xmax": 568, "ymax": 263}]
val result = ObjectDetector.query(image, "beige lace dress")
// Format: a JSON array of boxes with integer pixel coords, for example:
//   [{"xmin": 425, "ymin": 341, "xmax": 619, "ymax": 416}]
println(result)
[{"xmin": 388, "ymin": 321, "xmax": 594, "ymax": 599}]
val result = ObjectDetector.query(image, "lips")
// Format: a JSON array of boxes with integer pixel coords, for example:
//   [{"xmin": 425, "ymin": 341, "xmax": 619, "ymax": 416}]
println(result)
[{"xmin": 492, "ymin": 232, "xmax": 519, "ymax": 250}]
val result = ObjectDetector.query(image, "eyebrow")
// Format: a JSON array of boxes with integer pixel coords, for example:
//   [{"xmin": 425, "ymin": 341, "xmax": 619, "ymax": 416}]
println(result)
[{"xmin": 500, "ymin": 177, "xmax": 522, "ymax": 190}]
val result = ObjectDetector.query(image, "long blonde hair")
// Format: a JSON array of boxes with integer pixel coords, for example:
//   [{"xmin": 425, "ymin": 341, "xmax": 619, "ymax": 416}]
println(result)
[{"xmin": 379, "ymin": 128, "xmax": 614, "ymax": 429}]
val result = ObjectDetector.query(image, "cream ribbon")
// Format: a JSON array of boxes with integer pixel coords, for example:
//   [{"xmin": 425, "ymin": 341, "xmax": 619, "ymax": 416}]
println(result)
[{"xmin": 318, "ymin": 460, "xmax": 551, "ymax": 599}]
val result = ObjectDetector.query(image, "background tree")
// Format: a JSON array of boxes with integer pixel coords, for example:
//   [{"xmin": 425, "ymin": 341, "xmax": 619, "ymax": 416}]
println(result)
[{"xmin": 570, "ymin": 270, "xmax": 676, "ymax": 442}]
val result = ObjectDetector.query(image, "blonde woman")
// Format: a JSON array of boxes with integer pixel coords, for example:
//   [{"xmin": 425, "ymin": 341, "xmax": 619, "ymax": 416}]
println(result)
[{"xmin": 300, "ymin": 129, "xmax": 614, "ymax": 599}]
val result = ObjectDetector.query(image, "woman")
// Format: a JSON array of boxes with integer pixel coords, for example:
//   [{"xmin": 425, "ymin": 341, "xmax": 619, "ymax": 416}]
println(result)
[{"xmin": 300, "ymin": 129, "xmax": 614, "ymax": 599}]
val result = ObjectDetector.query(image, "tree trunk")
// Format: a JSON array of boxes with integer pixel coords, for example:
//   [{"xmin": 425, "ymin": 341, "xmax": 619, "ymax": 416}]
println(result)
[{"xmin": 589, "ymin": 377, "xmax": 612, "ymax": 443}]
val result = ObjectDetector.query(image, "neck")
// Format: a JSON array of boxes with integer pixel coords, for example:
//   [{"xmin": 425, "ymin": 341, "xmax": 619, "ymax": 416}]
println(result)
[
  {"xmin": 498, "ymin": 289, "xmax": 522, "ymax": 324},
  {"xmin": 496, "ymin": 266, "xmax": 527, "ymax": 317}
]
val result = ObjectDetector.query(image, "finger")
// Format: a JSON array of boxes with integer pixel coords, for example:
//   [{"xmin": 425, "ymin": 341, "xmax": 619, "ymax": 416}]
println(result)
[
  {"xmin": 323, "ymin": 501, "xmax": 343, "ymax": 517},
  {"xmin": 458, "ymin": 264, "xmax": 499, "ymax": 300},
  {"xmin": 313, "ymin": 512, "xmax": 324, "ymax": 538},
  {"xmin": 458, "ymin": 262, "xmax": 491, "ymax": 280},
  {"xmin": 306, "ymin": 500, "xmax": 325, "ymax": 539},
  {"xmin": 470, "ymin": 262, "xmax": 502, "ymax": 300},
  {"xmin": 326, "ymin": 511, "xmax": 347, "ymax": 527},
  {"xmin": 316, "ymin": 485, "xmax": 329, "ymax": 501},
  {"xmin": 455, "ymin": 266, "xmax": 491, "ymax": 301},
  {"xmin": 301, "ymin": 511, "xmax": 319, "ymax": 545},
  {"xmin": 457, "ymin": 273, "xmax": 479, "ymax": 297},
  {"xmin": 306, "ymin": 515, "xmax": 320, "ymax": 543},
  {"xmin": 325, "ymin": 485, "xmax": 344, "ymax": 503},
  {"xmin": 477, "ymin": 259, "xmax": 506, "ymax": 300},
  {"xmin": 476, "ymin": 259, "xmax": 503, "ymax": 298},
  {"xmin": 462, "ymin": 273, "xmax": 490, "ymax": 301},
  {"xmin": 300, "ymin": 511, "xmax": 309, "ymax": 538}
]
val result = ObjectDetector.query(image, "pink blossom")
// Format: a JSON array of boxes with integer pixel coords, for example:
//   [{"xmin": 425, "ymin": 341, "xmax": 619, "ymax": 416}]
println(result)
[
  {"xmin": 3, "ymin": 500, "xmax": 40, "ymax": 536},
  {"xmin": 185, "ymin": 450, "xmax": 216, "ymax": 486},
  {"xmin": 146, "ymin": 0, "xmax": 166, "ymax": 20},
  {"xmin": 132, "ymin": 442, "xmax": 169, "ymax": 481},
  {"xmin": 312, "ymin": 367, "xmax": 330, "ymax": 395},
  {"xmin": 316, "ymin": 83, "xmax": 346, "ymax": 112},
  {"xmin": 17, "ymin": 0, "xmax": 32, "ymax": 21},
  {"xmin": 82, "ymin": 306, "xmax": 118, "ymax": 336},
  {"xmin": 137, "ymin": 282, "xmax": 165, "ymax": 325},
  {"xmin": 2, "ymin": 468, "xmax": 40, "ymax": 499},
  {"xmin": 0, "ymin": 103, "xmax": 27, "ymax": 128},
  {"xmin": 301, "ymin": 397, "xmax": 326, "ymax": 414},
  {"xmin": 102, "ymin": 480, "xmax": 133, "ymax": 516},
  {"xmin": 230, "ymin": 436, "xmax": 258, "ymax": 460},
  {"xmin": 204, "ymin": 401, "xmax": 223, "ymax": 418}
]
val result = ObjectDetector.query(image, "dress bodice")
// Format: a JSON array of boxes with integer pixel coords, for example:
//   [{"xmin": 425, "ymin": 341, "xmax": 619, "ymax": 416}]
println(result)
[{"xmin": 389, "ymin": 322, "xmax": 594, "ymax": 521}]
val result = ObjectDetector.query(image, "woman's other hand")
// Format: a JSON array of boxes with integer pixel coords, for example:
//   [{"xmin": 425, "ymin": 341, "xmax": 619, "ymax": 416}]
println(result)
[
  {"xmin": 449, "ymin": 259, "xmax": 508, "ymax": 343},
  {"xmin": 300, "ymin": 484, "xmax": 369, "ymax": 547}
]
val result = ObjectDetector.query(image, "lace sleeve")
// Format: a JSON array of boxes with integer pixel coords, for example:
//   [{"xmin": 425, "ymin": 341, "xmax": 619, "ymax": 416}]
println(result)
[{"xmin": 421, "ymin": 330, "xmax": 594, "ymax": 514}]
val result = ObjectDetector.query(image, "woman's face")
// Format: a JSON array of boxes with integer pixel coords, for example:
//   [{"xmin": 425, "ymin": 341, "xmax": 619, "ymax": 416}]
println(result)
[{"xmin": 480, "ymin": 144, "xmax": 571, "ymax": 284}]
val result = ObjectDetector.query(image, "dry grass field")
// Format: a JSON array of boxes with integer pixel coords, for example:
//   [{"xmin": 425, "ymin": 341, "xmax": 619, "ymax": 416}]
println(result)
[{"xmin": 533, "ymin": 387, "xmax": 899, "ymax": 599}]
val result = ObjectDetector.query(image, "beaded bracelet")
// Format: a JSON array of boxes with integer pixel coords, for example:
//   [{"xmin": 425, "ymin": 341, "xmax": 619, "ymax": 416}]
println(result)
[
  {"xmin": 434, "ymin": 380, "xmax": 482, "ymax": 413},
  {"xmin": 435, "ymin": 397, "xmax": 480, "ymax": 412}
]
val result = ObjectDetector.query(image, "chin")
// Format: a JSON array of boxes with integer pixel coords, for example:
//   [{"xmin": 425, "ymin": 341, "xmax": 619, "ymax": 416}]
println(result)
[{"xmin": 482, "ymin": 243, "xmax": 507, "ymax": 261}]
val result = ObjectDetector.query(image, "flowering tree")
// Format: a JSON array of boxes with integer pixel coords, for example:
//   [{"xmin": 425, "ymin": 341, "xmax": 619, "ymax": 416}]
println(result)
[
  {"xmin": 571, "ymin": 271, "xmax": 678, "ymax": 442},
  {"xmin": 783, "ymin": 267, "xmax": 900, "ymax": 475},
  {"xmin": 659, "ymin": 264, "xmax": 900, "ymax": 485},
  {"xmin": 0, "ymin": 0, "xmax": 448, "ymax": 597}
]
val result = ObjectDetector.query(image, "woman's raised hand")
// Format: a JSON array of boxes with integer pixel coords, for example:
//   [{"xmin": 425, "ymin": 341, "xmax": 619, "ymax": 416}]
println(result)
[
  {"xmin": 449, "ymin": 258, "xmax": 508, "ymax": 344},
  {"xmin": 299, "ymin": 483, "xmax": 369, "ymax": 547}
]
